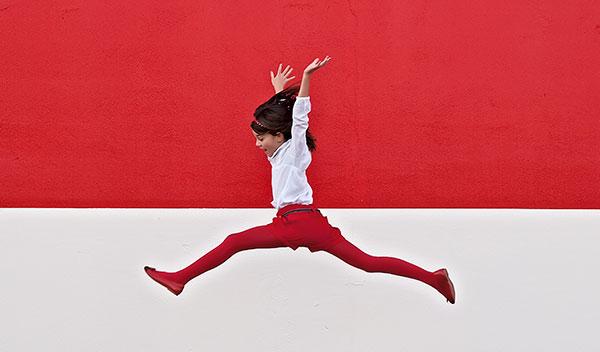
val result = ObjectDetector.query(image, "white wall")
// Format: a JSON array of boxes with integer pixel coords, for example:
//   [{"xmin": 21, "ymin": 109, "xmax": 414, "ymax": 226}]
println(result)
[{"xmin": 1, "ymin": 208, "xmax": 598, "ymax": 351}]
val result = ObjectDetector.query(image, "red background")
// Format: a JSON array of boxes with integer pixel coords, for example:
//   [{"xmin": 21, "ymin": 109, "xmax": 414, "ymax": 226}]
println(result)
[{"xmin": 1, "ymin": 1, "xmax": 599, "ymax": 208}]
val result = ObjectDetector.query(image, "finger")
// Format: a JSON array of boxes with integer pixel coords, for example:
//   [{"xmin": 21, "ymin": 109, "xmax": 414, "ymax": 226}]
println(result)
[
  {"xmin": 270, "ymin": 71, "xmax": 274, "ymax": 79},
  {"xmin": 286, "ymin": 76, "xmax": 296, "ymax": 81},
  {"xmin": 284, "ymin": 67, "xmax": 293, "ymax": 77},
  {"xmin": 283, "ymin": 65, "xmax": 291, "ymax": 75},
  {"xmin": 277, "ymin": 63, "xmax": 282, "ymax": 75}
]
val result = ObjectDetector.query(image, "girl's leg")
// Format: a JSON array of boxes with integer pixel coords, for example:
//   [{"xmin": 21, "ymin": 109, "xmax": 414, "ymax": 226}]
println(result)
[
  {"xmin": 323, "ymin": 237, "xmax": 455, "ymax": 302},
  {"xmin": 173, "ymin": 223, "xmax": 286, "ymax": 284},
  {"xmin": 145, "ymin": 223, "xmax": 286, "ymax": 294}
]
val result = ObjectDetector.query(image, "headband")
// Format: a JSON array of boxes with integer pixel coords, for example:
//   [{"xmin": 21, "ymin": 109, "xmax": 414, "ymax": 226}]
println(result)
[{"xmin": 254, "ymin": 119, "xmax": 268, "ymax": 129}]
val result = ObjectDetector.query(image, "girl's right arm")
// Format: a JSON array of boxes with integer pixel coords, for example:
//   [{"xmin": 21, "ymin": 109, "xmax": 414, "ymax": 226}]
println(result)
[{"xmin": 270, "ymin": 64, "xmax": 295, "ymax": 94}]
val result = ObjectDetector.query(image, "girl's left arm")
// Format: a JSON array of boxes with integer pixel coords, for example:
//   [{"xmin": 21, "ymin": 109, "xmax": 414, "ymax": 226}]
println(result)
[
  {"xmin": 291, "ymin": 92, "xmax": 311, "ymax": 158},
  {"xmin": 290, "ymin": 56, "xmax": 331, "ymax": 158},
  {"xmin": 298, "ymin": 56, "xmax": 331, "ymax": 97}
]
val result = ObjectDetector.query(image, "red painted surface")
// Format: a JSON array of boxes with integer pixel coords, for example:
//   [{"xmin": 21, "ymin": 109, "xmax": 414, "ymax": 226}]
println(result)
[{"xmin": 1, "ymin": 1, "xmax": 599, "ymax": 208}]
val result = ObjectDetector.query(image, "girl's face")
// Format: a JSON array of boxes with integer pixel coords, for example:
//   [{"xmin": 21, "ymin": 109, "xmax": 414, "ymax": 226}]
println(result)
[{"xmin": 252, "ymin": 130, "xmax": 284, "ymax": 157}]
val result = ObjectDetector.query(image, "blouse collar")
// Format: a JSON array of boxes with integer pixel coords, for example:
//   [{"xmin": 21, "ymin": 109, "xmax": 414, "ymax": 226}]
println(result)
[{"xmin": 268, "ymin": 139, "xmax": 291, "ymax": 162}]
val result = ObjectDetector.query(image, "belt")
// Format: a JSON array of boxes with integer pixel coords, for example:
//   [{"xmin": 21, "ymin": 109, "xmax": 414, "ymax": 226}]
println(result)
[{"xmin": 281, "ymin": 208, "xmax": 322, "ymax": 218}]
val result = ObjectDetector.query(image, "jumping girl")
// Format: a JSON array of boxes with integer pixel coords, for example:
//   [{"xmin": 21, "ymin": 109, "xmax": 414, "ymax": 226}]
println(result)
[{"xmin": 144, "ymin": 56, "xmax": 456, "ymax": 304}]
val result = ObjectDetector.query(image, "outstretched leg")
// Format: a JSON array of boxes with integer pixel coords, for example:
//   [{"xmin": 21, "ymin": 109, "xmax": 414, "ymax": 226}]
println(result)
[
  {"xmin": 323, "ymin": 237, "xmax": 455, "ymax": 303},
  {"xmin": 145, "ymin": 222, "xmax": 286, "ymax": 295}
]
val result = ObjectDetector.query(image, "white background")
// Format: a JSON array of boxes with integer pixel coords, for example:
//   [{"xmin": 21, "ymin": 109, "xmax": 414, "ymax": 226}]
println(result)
[{"xmin": 1, "ymin": 208, "xmax": 598, "ymax": 351}]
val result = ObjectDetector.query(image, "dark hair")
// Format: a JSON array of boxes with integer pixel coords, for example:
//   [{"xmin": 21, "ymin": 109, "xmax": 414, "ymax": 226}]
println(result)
[{"xmin": 250, "ymin": 84, "xmax": 317, "ymax": 152}]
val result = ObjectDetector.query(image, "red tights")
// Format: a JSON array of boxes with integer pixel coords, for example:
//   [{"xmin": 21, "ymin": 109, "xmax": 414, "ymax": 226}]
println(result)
[{"xmin": 145, "ymin": 204, "xmax": 455, "ymax": 302}]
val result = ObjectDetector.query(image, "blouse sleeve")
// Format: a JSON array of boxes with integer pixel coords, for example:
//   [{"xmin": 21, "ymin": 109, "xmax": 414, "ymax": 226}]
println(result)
[{"xmin": 291, "ymin": 96, "xmax": 311, "ymax": 157}]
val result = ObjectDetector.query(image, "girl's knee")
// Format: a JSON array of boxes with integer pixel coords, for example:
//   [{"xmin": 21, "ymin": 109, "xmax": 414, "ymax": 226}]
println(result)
[
  {"xmin": 359, "ymin": 256, "xmax": 379, "ymax": 273},
  {"xmin": 326, "ymin": 247, "xmax": 379, "ymax": 272},
  {"xmin": 223, "ymin": 232, "xmax": 261, "ymax": 252},
  {"xmin": 222, "ymin": 233, "xmax": 242, "ymax": 251}
]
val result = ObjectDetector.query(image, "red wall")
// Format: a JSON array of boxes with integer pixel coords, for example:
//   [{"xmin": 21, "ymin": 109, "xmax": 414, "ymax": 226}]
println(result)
[{"xmin": 1, "ymin": 1, "xmax": 599, "ymax": 208}]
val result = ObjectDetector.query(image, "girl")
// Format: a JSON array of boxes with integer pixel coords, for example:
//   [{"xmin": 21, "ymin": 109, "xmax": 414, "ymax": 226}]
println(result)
[{"xmin": 144, "ymin": 56, "xmax": 456, "ymax": 304}]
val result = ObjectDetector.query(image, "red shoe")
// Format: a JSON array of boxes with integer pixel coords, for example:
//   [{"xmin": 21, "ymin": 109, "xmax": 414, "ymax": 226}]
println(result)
[
  {"xmin": 144, "ymin": 266, "xmax": 185, "ymax": 296},
  {"xmin": 433, "ymin": 268, "xmax": 456, "ymax": 304}
]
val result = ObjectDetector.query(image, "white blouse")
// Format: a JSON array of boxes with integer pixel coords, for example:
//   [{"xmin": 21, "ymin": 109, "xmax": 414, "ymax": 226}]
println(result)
[{"xmin": 267, "ymin": 96, "xmax": 314, "ymax": 209}]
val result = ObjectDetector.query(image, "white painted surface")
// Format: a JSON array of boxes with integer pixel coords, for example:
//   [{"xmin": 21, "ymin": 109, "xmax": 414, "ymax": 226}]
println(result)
[{"xmin": 0, "ymin": 208, "xmax": 598, "ymax": 351}]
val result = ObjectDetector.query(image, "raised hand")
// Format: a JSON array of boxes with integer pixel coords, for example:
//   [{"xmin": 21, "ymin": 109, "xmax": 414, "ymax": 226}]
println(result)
[
  {"xmin": 303, "ymin": 56, "xmax": 331, "ymax": 76},
  {"xmin": 270, "ymin": 64, "xmax": 296, "ymax": 93}
]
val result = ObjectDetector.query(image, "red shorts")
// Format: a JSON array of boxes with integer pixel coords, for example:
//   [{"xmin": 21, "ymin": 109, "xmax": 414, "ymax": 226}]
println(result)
[{"xmin": 271, "ymin": 204, "xmax": 346, "ymax": 252}]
